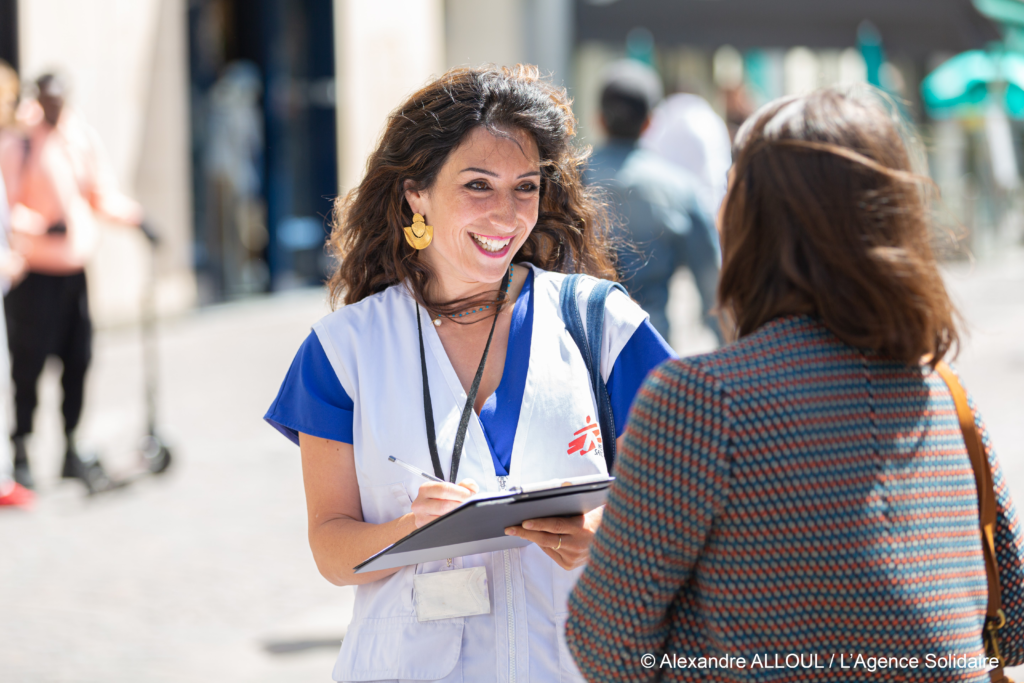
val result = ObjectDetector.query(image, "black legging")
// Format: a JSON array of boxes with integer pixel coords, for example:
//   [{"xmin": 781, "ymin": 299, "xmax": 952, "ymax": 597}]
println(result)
[{"xmin": 5, "ymin": 271, "xmax": 92, "ymax": 438}]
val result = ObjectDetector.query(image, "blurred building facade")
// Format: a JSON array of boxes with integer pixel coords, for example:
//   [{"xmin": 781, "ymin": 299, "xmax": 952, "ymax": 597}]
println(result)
[
  {"xmin": 0, "ymin": 0, "xmax": 1017, "ymax": 322},
  {"xmin": 571, "ymin": 0, "xmax": 1019, "ymax": 259}
]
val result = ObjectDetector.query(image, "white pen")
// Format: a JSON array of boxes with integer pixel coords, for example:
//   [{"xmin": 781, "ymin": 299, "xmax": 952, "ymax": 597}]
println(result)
[{"xmin": 388, "ymin": 455, "xmax": 444, "ymax": 483}]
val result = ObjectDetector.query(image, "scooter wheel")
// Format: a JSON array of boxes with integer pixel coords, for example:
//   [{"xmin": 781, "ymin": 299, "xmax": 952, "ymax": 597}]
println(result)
[
  {"xmin": 149, "ymin": 445, "xmax": 173, "ymax": 475},
  {"xmin": 140, "ymin": 435, "xmax": 173, "ymax": 475}
]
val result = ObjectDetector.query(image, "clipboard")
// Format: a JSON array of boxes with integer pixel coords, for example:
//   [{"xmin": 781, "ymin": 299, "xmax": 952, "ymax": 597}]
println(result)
[{"xmin": 353, "ymin": 477, "xmax": 612, "ymax": 573}]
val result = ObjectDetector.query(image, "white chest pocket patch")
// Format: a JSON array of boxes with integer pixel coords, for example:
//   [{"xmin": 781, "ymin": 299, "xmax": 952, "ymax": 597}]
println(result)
[{"xmin": 413, "ymin": 566, "xmax": 490, "ymax": 622}]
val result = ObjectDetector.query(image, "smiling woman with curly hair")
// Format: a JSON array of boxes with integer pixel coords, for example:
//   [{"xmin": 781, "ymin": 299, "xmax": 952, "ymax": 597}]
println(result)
[{"xmin": 265, "ymin": 64, "xmax": 679, "ymax": 682}]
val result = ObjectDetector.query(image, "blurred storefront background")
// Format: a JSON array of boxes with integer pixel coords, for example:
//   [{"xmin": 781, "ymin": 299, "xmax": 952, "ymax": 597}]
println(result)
[
  {"xmin": 189, "ymin": 0, "xmax": 337, "ymax": 300},
  {"xmin": 0, "ymin": 0, "xmax": 1021, "ymax": 325}
]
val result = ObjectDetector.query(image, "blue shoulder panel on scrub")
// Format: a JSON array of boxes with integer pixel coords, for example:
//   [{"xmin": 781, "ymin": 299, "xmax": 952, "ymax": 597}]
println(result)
[
  {"xmin": 606, "ymin": 319, "xmax": 676, "ymax": 437},
  {"xmin": 265, "ymin": 331, "xmax": 355, "ymax": 446}
]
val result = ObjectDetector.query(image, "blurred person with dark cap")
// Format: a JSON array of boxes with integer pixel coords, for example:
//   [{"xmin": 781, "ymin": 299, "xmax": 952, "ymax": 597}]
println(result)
[
  {"xmin": 0, "ymin": 72, "xmax": 150, "ymax": 493},
  {"xmin": 0, "ymin": 61, "xmax": 31, "ymax": 507},
  {"xmin": 586, "ymin": 60, "xmax": 723, "ymax": 345}
]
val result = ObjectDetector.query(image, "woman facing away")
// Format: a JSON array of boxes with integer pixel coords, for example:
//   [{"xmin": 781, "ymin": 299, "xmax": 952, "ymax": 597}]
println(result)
[
  {"xmin": 566, "ymin": 87, "xmax": 1024, "ymax": 681},
  {"xmin": 264, "ymin": 65, "xmax": 677, "ymax": 682}
]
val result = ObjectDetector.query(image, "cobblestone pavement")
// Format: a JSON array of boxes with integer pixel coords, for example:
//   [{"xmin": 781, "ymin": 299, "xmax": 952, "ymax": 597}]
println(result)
[{"xmin": 0, "ymin": 252, "xmax": 1021, "ymax": 682}]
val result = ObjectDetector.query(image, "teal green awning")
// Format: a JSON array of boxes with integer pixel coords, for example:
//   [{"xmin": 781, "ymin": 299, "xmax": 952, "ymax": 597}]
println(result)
[
  {"xmin": 922, "ymin": 50, "xmax": 1024, "ymax": 118},
  {"xmin": 974, "ymin": 0, "xmax": 1024, "ymax": 28}
]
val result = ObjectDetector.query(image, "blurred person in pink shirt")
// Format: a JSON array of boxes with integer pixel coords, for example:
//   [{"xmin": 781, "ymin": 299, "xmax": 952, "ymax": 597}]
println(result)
[
  {"xmin": 0, "ymin": 72, "xmax": 147, "ymax": 494},
  {"xmin": 0, "ymin": 60, "xmax": 31, "ymax": 507}
]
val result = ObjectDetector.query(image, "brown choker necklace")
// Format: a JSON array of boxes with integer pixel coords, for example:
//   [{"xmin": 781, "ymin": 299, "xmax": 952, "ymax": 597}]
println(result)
[{"xmin": 432, "ymin": 267, "xmax": 514, "ymax": 326}]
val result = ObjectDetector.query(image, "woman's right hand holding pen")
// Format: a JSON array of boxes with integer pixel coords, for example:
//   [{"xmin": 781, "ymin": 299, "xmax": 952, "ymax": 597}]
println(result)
[{"xmin": 412, "ymin": 479, "xmax": 479, "ymax": 528}]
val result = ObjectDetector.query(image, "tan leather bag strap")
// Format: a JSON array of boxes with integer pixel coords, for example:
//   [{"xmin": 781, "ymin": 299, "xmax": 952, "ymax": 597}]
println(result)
[
  {"xmin": 937, "ymin": 362, "xmax": 1001, "ymax": 613},
  {"xmin": 936, "ymin": 362, "xmax": 1008, "ymax": 681}
]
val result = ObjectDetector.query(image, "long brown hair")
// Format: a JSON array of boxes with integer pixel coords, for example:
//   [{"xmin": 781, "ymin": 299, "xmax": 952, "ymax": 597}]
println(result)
[
  {"xmin": 327, "ymin": 64, "xmax": 616, "ymax": 313},
  {"xmin": 718, "ymin": 87, "xmax": 958, "ymax": 366}
]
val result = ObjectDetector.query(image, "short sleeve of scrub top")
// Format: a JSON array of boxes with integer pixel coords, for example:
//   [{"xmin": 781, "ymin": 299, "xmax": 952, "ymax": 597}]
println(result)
[{"xmin": 265, "ymin": 270, "xmax": 677, "ymax": 474}]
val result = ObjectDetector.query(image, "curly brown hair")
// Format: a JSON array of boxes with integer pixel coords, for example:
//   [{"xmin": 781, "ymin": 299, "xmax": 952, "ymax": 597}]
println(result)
[
  {"xmin": 718, "ymin": 87, "xmax": 959, "ymax": 366},
  {"xmin": 326, "ymin": 64, "xmax": 616, "ymax": 314}
]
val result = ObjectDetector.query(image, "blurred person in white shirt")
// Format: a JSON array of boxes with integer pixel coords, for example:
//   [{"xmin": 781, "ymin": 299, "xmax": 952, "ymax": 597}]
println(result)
[{"xmin": 641, "ymin": 89, "xmax": 733, "ymax": 214}]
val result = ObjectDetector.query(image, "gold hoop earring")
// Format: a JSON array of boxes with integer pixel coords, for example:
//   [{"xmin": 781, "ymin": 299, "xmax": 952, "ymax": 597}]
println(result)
[{"xmin": 403, "ymin": 213, "xmax": 433, "ymax": 250}]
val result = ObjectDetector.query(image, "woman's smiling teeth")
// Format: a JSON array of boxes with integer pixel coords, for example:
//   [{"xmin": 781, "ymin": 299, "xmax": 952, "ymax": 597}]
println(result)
[{"xmin": 470, "ymin": 232, "xmax": 512, "ymax": 252}]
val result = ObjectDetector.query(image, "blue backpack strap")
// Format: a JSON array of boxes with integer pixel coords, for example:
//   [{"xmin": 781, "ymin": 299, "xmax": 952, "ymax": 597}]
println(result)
[
  {"xmin": 559, "ymin": 274, "xmax": 592, "ymax": 378},
  {"xmin": 560, "ymin": 274, "xmax": 627, "ymax": 472}
]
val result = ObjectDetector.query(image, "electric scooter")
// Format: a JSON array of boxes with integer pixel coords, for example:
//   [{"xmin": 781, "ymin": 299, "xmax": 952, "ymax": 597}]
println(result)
[{"xmin": 133, "ymin": 220, "xmax": 172, "ymax": 477}]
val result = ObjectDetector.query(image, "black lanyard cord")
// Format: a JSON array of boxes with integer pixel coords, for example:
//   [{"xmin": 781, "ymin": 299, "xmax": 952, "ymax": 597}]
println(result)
[
  {"xmin": 417, "ymin": 299, "xmax": 501, "ymax": 484},
  {"xmin": 416, "ymin": 306, "xmax": 443, "ymax": 480}
]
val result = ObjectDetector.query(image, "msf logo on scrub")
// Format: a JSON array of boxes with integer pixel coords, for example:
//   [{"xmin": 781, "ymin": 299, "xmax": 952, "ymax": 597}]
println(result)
[{"xmin": 567, "ymin": 415, "xmax": 603, "ymax": 460}]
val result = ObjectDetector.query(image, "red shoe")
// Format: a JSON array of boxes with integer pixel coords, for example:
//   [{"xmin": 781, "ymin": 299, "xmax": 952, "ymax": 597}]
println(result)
[{"xmin": 0, "ymin": 481, "xmax": 35, "ymax": 509}]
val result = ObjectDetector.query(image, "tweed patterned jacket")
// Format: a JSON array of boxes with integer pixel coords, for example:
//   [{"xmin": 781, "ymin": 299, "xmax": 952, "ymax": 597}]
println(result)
[{"xmin": 566, "ymin": 315, "xmax": 1024, "ymax": 682}]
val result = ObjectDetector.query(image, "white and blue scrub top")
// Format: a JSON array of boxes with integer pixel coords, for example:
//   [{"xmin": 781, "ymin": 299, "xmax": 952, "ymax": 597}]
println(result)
[{"xmin": 265, "ymin": 268, "xmax": 677, "ymax": 476}]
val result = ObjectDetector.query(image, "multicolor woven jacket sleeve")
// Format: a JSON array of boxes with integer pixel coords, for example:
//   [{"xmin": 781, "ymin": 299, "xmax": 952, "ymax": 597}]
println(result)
[
  {"xmin": 971, "ymin": 393, "xmax": 1024, "ymax": 665},
  {"xmin": 564, "ymin": 327, "xmax": 1024, "ymax": 682},
  {"xmin": 566, "ymin": 358, "xmax": 730, "ymax": 681}
]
